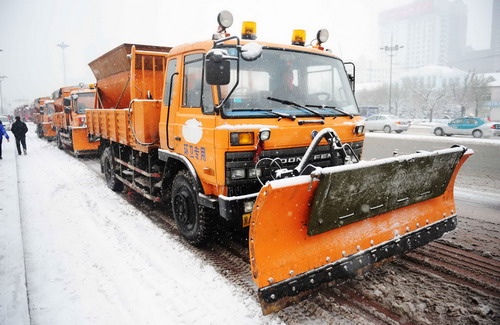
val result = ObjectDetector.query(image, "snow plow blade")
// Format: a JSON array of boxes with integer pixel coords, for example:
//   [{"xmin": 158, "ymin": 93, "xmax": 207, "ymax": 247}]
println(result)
[{"xmin": 249, "ymin": 146, "xmax": 472, "ymax": 314}]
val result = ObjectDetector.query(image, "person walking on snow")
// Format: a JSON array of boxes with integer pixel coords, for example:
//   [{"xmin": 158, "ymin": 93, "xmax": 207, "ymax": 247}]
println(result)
[
  {"xmin": 0, "ymin": 120, "xmax": 10, "ymax": 159},
  {"xmin": 11, "ymin": 116, "xmax": 28, "ymax": 155}
]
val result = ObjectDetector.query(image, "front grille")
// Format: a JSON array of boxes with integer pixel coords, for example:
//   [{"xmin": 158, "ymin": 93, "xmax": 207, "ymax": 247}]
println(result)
[{"xmin": 225, "ymin": 141, "xmax": 363, "ymax": 195}]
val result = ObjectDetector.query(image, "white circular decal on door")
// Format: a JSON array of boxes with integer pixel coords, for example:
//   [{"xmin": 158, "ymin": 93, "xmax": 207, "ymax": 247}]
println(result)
[{"xmin": 182, "ymin": 118, "xmax": 203, "ymax": 144}]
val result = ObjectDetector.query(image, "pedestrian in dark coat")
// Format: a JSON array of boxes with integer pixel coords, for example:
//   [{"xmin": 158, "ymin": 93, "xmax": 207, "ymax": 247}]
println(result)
[
  {"xmin": 0, "ymin": 120, "xmax": 10, "ymax": 159},
  {"xmin": 10, "ymin": 116, "xmax": 28, "ymax": 155}
]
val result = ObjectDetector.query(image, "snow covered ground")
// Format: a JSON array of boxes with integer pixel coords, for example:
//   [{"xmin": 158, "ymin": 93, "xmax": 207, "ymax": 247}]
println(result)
[
  {"xmin": 2, "ymin": 124, "xmax": 499, "ymax": 324},
  {"xmin": 0, "ymin": 138, "xmax": 29, "ymax": 325},
  {"xmin": 1, "ymin": 127, "xmax": 282, "ymax": 325}
]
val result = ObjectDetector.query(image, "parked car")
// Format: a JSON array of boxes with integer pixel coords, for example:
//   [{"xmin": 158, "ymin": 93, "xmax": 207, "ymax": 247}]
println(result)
[
  {"xmin": 0, "ymin": 115, "xmax": 11, "ymax": 131},
  {"xmin": 363, "ymin": 114, "xmax": 410, "ymax": 133},
  {"xmin": 433, "ymin": 117, "xmax": 500, "ymax": 138}
]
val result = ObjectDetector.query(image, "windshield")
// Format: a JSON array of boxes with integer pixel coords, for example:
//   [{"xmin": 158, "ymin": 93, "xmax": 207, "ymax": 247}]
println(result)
[
  {"xmin": 46, "ymin": 103, "xmax": 55, "ymax": 115},
  {"xmin": 76, "ymin": 93, "xmax": 95, "ymax": 113},
  {"xmin": 219, "ymin": 48, "xmax": 358, "ymax": 118}
]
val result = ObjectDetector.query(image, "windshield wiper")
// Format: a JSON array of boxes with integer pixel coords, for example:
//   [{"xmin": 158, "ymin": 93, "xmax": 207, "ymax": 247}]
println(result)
[
  {"xmin": 267, "ymin": 97, "xmax": 325, "ymax": 119},
  {"xmin": 305, "ymin": 104, "xmax": 354, "ymax": 118},
  {"xmin": 230, "ymin": 107, "xmax": 296, "ymax": 120}
]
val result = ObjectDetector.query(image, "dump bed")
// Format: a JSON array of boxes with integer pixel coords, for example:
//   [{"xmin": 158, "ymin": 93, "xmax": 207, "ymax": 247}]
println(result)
[
  {"xmin": 89, "ymin": 43, "xmax": 171, "ymax": 108},
  {"xmin": 86, "ymin": 44, "xmax": 170, "ymax": 152}
]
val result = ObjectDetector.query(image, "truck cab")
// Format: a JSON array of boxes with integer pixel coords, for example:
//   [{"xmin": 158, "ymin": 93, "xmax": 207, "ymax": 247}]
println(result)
[
  {"xmin": 158, "ymin": 35, "xmax": 364, "ymax": 229},
  {"xmin": 53, "ymin": 86, "xmax": 99, "ymax": 155}
]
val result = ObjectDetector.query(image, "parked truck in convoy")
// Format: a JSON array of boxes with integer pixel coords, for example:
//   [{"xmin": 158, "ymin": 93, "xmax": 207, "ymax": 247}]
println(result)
[
  {"xmin": 86, "ymin": 11, "xmax": 472, "ymax": 313},
  {"xmin": 33, "ymin": 97, "xmax": 51, "ymax": 137},
  {"xmin": 52, "ymin": 85, "xmax": 100, "ymax": 156}
]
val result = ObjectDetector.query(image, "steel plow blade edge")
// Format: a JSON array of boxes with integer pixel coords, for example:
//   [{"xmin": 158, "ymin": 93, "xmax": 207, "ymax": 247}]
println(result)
[{"xmin": 249, "ymin": 146, "xmax": 472, "ymax": 314}]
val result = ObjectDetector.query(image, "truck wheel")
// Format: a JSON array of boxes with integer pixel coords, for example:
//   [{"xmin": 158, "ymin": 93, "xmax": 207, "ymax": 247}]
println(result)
[
  {"xmin": 56, "ymin": 132, "xmax": 63, "ymax": 149},
  {"xmin": 383, "ymin": 125, "xmax": 391, "ymax": 133},
  {"xmin": 472, "ymin": 130, "xmax": 483, "ymax": 138},
  {"xmin": 37, "ymin": 124, "xmax": 43, "ymax": 138},
  {"xmin": 102, "ymin": 148, "xmax": 124, "ymax": 192},
  {"xmin": 171, "ymin": 170, "xmax": 212, "ymax": 247}
]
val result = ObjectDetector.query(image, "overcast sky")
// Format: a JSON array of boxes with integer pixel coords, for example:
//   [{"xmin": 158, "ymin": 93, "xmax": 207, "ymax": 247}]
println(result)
[{"xmin": 0, "ymin": 0, "xmax": 493, "ymax": 113}]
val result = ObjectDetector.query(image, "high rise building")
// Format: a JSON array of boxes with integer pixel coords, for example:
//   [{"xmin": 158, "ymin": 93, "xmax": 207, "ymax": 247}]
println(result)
[
  {"xmin": 491, "ymin": 0, "xmax": 500, "ymax": 72},
  {"xmin": 379, "ymin": 0, "xmax": 467, "ymax": 68}
]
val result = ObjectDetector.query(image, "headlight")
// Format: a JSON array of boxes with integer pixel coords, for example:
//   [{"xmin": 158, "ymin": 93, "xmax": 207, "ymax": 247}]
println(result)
[
  {"xmin": 231, "ymin": 169, "xmax": 246, "ymax": 180},
  {"xmin": 259, "ymin": 129, "xmax": 271, "ymax": 141},
  {"xmin": 355, "ymin": 125, "xmax": 365, "ymax": 135},
  {"xmin": 217, "ymin": 10, "xmax": 233, "ymax": 29},
  {"xmin": 248, "ymin": 168, "xmax": 262, "ymax": 178},
  {"xmin": 230, "ymin": 132, "xmax": 254, "ymax": 146},
  {"xmin": 244, "ymin": 201, "xmax": 254, "ymax": 213},
  {"xmin": 317, "ymin": 29, "xmax": 329, "ymax": 43}
]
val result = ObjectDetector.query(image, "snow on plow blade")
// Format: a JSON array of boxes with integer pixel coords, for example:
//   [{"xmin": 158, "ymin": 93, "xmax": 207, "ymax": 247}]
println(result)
[{"xmin": 249, "ymin": 146, "xmax": 472, "ymax": 314}]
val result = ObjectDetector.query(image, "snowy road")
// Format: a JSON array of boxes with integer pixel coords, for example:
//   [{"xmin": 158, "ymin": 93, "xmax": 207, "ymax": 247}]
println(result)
[
  {"xmin": 3, "ymin": 124, "xmax": 499, "ymax": 324},
  {"xmin": 364, "ymin": 131, "xmax": 500, "ymax": 222},
  {"xmin": 14, "ymin": 128, "xmax": 280, "ymax": 325}
]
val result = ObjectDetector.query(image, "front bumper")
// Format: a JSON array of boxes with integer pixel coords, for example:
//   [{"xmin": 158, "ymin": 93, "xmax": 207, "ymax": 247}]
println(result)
[
  {"xmin": 218, "ymin": 192, "xmax": 259, "ymax": 227},
  {"xmin": 259, "ymin": 215, "xmax": 458, "ymax": 304},
  {"xmin": 394, "ymin": 124, "xmax": 410, "ymax": 131}
]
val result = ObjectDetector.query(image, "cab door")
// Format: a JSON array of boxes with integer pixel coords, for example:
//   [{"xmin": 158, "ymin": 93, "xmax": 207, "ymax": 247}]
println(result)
[
  {"xmin": 173, "ymin": 52, "xmax": 217, "ymax": 190},
  {"xmin": 160, "ymin": 57, "xmax": 180, "ymax": 150}
]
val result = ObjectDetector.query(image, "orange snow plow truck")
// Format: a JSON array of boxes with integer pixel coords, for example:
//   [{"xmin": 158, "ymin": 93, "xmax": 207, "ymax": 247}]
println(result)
[
  {"xmin": 33, "ymin": 96, "xmax": 52, "ymax": 139},
  {"xmin": 86, "ymin": 12, "xmax": 472, "ymax": 313},
  {"xmin": 52, "ymin": 85, "xmax": 100, "ymax": 156}
]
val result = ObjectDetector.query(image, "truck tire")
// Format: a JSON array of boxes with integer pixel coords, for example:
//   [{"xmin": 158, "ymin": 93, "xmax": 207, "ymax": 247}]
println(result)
[
  {"xmin": 171, "ymin": 170, "xmax": 212, "ymax": 247},
  {"xmin": 102, "ymin": 148, "xmax": 124, "ymax": 192},
  {"xmin": 56, "ymin": 131, "xmax": 63, "ymax": 149},
  {"xmin": 37, "ymin": 124, "xmax": 43, "ymax": 138}
]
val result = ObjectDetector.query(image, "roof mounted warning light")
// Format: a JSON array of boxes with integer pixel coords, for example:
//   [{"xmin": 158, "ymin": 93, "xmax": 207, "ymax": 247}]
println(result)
[
  {"xmin": 292, "ymin": 30, "xmax": 306, "ymax": 46},
  {"xmin": 242, "ymin": 21, "xmax": 257, "ymax": 40}
]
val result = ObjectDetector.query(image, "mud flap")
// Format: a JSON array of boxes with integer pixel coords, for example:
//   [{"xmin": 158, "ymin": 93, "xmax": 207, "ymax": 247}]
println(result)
[{"xmin": 249, "ymin": 146, "xmax": 472, "ymax": 314}]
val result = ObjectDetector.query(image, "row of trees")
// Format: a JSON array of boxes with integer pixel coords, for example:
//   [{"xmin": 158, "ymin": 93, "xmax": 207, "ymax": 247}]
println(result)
[{"xmin": 356, "ymin": 72, "xmax": 494, "ymax": 121}]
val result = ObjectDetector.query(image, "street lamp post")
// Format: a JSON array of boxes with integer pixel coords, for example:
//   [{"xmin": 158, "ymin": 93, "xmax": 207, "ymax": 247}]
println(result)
[
  {"xmin": 57, "ymin": 42, "xmax": 69, "ymax": 85},
  {"xmin": 381, "ymin": 34, "xmax": 403, "ymax": 115},
  {"xmin": 0, "ymin": 75, "xmax": 7, "ymax": 115}
]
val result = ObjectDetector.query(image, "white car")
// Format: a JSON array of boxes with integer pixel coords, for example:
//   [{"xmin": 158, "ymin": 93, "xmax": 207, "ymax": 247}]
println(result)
[
  {"xmin": 0, "ymin": 115, "xmax": 11, "ymax": 131},
  {"xmin": 364, "ymin": 114, "xmax": 410, "ymax": 133},
  {"xmin": 433, "ymin": 117, "xmax": 500, "ymax": 138}
]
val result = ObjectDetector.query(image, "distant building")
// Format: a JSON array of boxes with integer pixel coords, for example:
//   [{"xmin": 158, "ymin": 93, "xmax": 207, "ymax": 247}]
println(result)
[
  {"xmin": 397, "ymin": 65, "xmax": 467, "ymax": 89},
  {"xmin": 452, "ymin": 0, "xmax": 499, "ymax": 73},
  {"xmin": 379, "ymin": 0, "xmax": 467, "ymax": 69},
  {"xmin": 492, "ymin": 0, "xmax": 500, "ymax": 72},
  {"xmin": 482, "ymin": 72, "xmax": 500, "ymax": 120}
]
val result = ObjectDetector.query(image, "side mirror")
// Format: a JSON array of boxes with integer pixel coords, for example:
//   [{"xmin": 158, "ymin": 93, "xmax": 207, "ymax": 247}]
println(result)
[
  {"xmin": 63, "ymin": 97, "xmax": 71, "ymax": 106},
  {"xmin": 205, "ymin": 49, "xmax": 231, "ymax": 85},
  {"xmin": 344, "ymin": 62, "xmax": 355, "ymax": 93},
  {"xmin": 240, "ymin": 43, "xmax": 262, "ymax": 61}
]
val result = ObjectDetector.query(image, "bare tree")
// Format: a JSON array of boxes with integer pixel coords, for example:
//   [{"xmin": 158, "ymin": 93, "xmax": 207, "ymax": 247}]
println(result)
[
  {"xmin": 413, "ymin": 88, "xmax": 446, "ymax": 122},
  {"xmin": 470, "ymin": 74, "xmax": 494, "ymax": 116},
  {"xmin": 448, "ymin": 71, "xmax": 474, "ymax": 117}
]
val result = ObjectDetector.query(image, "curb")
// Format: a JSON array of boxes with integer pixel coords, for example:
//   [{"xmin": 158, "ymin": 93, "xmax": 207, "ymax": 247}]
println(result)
[{"xmin": 0, "ymin": 139, "xmax": 30, "ymax": 325}]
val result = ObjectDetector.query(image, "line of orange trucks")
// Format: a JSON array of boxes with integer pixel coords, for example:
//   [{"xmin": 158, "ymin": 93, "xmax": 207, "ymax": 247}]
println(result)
[{"xmin": 31, "ymin": 11, "xmax": 472, "ymax": 313}]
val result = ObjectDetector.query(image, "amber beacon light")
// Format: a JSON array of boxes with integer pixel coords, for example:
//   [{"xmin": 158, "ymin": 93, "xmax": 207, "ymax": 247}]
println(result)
[
  {"xmin": 292, "ymin": 30, "xmax": 306, "ymax": 46},
  {"xmin": 242, "ymin": 21, "xmax": 257, "ymax": 40}
]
